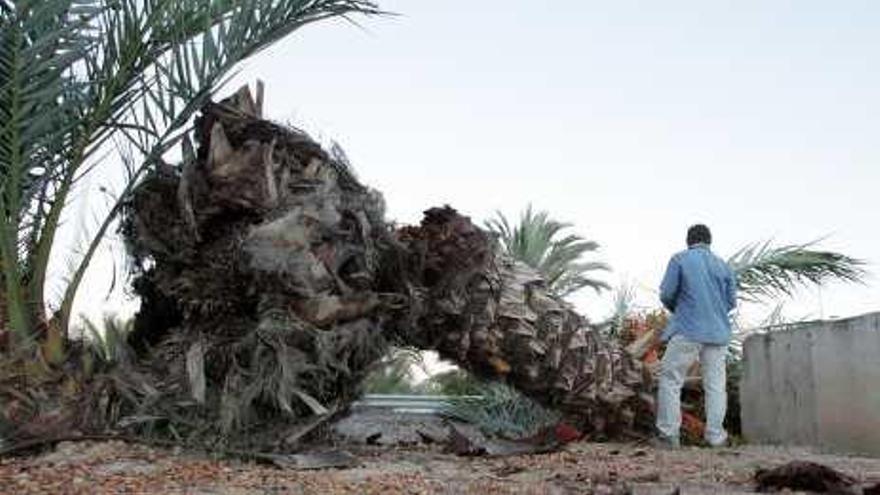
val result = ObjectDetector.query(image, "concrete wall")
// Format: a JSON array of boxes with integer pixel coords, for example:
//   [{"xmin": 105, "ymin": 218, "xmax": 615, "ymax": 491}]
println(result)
[{"xmin": 741, "ymin": 312, "xmax": 880, "ymax": 456}]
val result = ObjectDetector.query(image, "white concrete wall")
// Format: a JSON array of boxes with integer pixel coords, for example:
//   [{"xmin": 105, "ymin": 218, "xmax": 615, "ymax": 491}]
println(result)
[{"xmin": 741, "ymin": 312, "xmax": 880, "ymax": 456}]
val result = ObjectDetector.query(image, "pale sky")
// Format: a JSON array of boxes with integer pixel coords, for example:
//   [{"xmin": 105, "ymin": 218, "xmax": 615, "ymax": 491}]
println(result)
[{"xmin": 67, "ymin": 0, "xmax": 879, "ymax": 329}]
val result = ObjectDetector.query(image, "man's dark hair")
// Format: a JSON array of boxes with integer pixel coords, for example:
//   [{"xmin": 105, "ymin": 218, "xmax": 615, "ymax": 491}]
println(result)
[{"xmin": 687, "ymin": 224, "xmax": 712, "ymax": 246}]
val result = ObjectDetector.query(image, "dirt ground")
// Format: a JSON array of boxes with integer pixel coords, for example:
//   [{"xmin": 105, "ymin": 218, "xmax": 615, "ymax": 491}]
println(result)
[{"xmin": 2, "ymin": 439, "xmax": 880, "ymax": 494}]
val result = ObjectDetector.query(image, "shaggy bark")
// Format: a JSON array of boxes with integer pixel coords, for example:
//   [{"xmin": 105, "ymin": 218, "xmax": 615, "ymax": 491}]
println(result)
[
  {"xmin": 383, "ymin": 207, "xmax": 655, "ymax": 438},
  {"xmin": 120, "ymin": 87, "xmax": 394, "ymax": 449},
  {"xmin": 117, "ymin": 86, "xmax": 654, "ymax": 449}
]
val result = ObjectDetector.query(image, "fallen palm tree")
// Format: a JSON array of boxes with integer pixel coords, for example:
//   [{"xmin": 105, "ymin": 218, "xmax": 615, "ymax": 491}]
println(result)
[{"xmin": 102, "ymin": 85, "xmax": 657, "ymax": 451}]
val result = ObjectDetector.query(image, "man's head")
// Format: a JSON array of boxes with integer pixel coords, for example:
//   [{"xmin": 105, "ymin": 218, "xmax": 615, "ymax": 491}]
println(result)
[{"xmin": 687, "ymin": 224, "xmax": 712, "ymax": 247}]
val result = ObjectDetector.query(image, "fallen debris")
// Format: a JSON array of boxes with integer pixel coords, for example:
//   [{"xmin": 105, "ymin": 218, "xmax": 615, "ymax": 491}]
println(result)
[
  {"xmin": 3, "ymin": 439, "xmax": 880, "ymax": 494},
  {"xmin": 265, "ymin": 450, "xmax": 360, "ymax": 470},
  {"xmin": 445, "ymin": 424, "xmax": 559, "ymax": 458},
  {"xmin": 755, "ymin": 460, "xmax": 859, "ymax": 494},
  {"xmin": 331, "ymin": 410, "xmax": 449, "ymax": 446},
  {"xmin": 446, "ymin": 424, "xmax": 488, "ymax": 457}
]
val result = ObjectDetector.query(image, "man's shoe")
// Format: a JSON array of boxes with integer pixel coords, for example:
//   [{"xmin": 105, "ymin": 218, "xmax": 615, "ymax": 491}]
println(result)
[
  {"xmin": 705, "ymin": 436, "xmax": 729, "ymax": 448},
  {"xmin": 651, "ymin": 435, "xmax": 680, "ymax": 450}
]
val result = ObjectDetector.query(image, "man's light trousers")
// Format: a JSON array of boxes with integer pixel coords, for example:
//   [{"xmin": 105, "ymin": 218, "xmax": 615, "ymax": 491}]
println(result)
[{"xmin": 656, "ymin": 334, "xmax": 728, "ymax": 446}]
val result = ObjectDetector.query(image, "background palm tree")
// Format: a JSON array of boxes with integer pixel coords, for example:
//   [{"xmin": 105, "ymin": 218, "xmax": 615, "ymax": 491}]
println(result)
[
  {"xmin": 0, "ymin": 0, "xmax": 381, "ymax": 351},
  {"xmin": 728, "ymin": 240, "xmax": 866, "ymax": 304},
  {"xmin": 485, "ymin": 205, "xmax": 610, "ymax": 298}
]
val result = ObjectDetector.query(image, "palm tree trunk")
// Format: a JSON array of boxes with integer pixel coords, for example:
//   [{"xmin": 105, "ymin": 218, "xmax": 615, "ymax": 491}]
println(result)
[{"xmin": 382, "ymin": 207, "xmax": 655, "ymax": 438}]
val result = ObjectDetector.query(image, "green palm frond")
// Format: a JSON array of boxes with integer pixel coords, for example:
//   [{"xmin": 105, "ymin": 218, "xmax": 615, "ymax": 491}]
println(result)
[
  {"xmin": 593, "ymin": 283, "xmax": 637, "ymax": 337},
  {"xmin": 1, "ymin": 0, "xmax": 100, "ymax": 340},
  {"xmin": 442, "ymin": 381, "xmax": 560, "ymax": 439},
  {"xmin": 485, "ymin": 205, "xmax": 610, "ymax": 298},
  {"xmin": 728, "ymin": 240, "xmax": 867, "ymax": 303},
  {"xmin": 81, "ymin": 313, "xmax": 134, "ymax": 364}
]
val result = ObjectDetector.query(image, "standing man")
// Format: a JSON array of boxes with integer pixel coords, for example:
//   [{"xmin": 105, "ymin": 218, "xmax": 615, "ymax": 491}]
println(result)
[{"xmin": 655, "ymin": 224, "xmax": 737, "ymax": 448}]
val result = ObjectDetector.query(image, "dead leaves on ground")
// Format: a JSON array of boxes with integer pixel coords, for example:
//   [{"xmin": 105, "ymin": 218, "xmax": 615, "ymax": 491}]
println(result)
[{"xmin": 3, "ymin": 436, "xmax": 880, "ymax": 494}]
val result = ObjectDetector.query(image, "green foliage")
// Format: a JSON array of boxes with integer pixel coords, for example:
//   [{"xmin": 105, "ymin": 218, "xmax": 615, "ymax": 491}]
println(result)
[
  {"xmin": 442, "ymin": 380, "xmax": 560, "ymax": 439},
  {"xmin": 728, "ymin": 240, "xmax": 866, "ymax": 303},
  {"xmin": 424, "ymin": 368, "xmax": 560, "ymax": 439},
  {"xmin": 0, "ymin": 0, "xmax": 382, "ymax": 347},
  {"xmin": 361, "ymin": 347, "xmax": 426, "ymax": 394},
  {"xmin": 485, "ymin": 205, "xmax": 610, "ymax": 298},
  {"xmin": 80, "ymin": 314, "xmax": 134, "ymax": 364},
  {"xmin": 597, "ymin": 283, "xmax": 637, "ymax": 338},
  {"xmin": 421, "ymin": 368, "xmax": 484, "ymax": 396}
]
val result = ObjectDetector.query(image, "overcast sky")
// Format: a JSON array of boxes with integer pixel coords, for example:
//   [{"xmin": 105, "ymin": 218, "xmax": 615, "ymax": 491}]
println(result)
[{"xmin": 70, "ymin": 0, "xmax": 879, "ymax": 328}]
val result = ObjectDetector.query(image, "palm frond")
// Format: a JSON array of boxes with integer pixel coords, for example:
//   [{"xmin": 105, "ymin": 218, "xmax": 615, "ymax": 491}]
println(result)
[
  {"xmin": 485, "ymin": 205, "xmax": 609, "ymax": 298},
  {"xmin": 1, "ymin": 0, "xmax": 99, "ymax": 339},
  {"xmin": 442, "ymin": 381, "xmax": 560, "ymax": 439},
  {"xmin": 728, "ymin": 240, "xmax": 867, "ymax": 303},
  {"xmin": 80, "ymin": 313, "xmax": 134, "ymax": 364},
  {"xmin": 601, "ymin": 283, "xmax": 637, "ymax": 337}
]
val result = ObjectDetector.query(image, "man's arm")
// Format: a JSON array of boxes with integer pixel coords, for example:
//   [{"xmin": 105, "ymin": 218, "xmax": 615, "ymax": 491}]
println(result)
[{"xmin": 659, "ymin": 256, "xmax": 681, "ymax": 312}]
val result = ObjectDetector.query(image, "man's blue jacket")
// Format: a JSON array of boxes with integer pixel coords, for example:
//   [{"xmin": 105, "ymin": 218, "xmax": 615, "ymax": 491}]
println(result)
[{"xmin": 659, "ymin": 244, "xmax": 737, "ymax": 345}]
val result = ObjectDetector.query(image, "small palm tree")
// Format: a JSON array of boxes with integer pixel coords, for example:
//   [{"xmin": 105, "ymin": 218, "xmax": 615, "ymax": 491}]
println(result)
[{"xmin": 485, "ymin": 205, "xmax": 610, "ymax": 298}]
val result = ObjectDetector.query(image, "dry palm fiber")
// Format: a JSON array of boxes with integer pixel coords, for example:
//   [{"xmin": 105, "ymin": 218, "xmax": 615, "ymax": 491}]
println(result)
[
  {"xmin": 120, "ymin": 86, "xmax": 392, "ymax": 450},
  {"xmin": 755, "ymin": 461, "xmax": 858, "ymax": 494}
]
